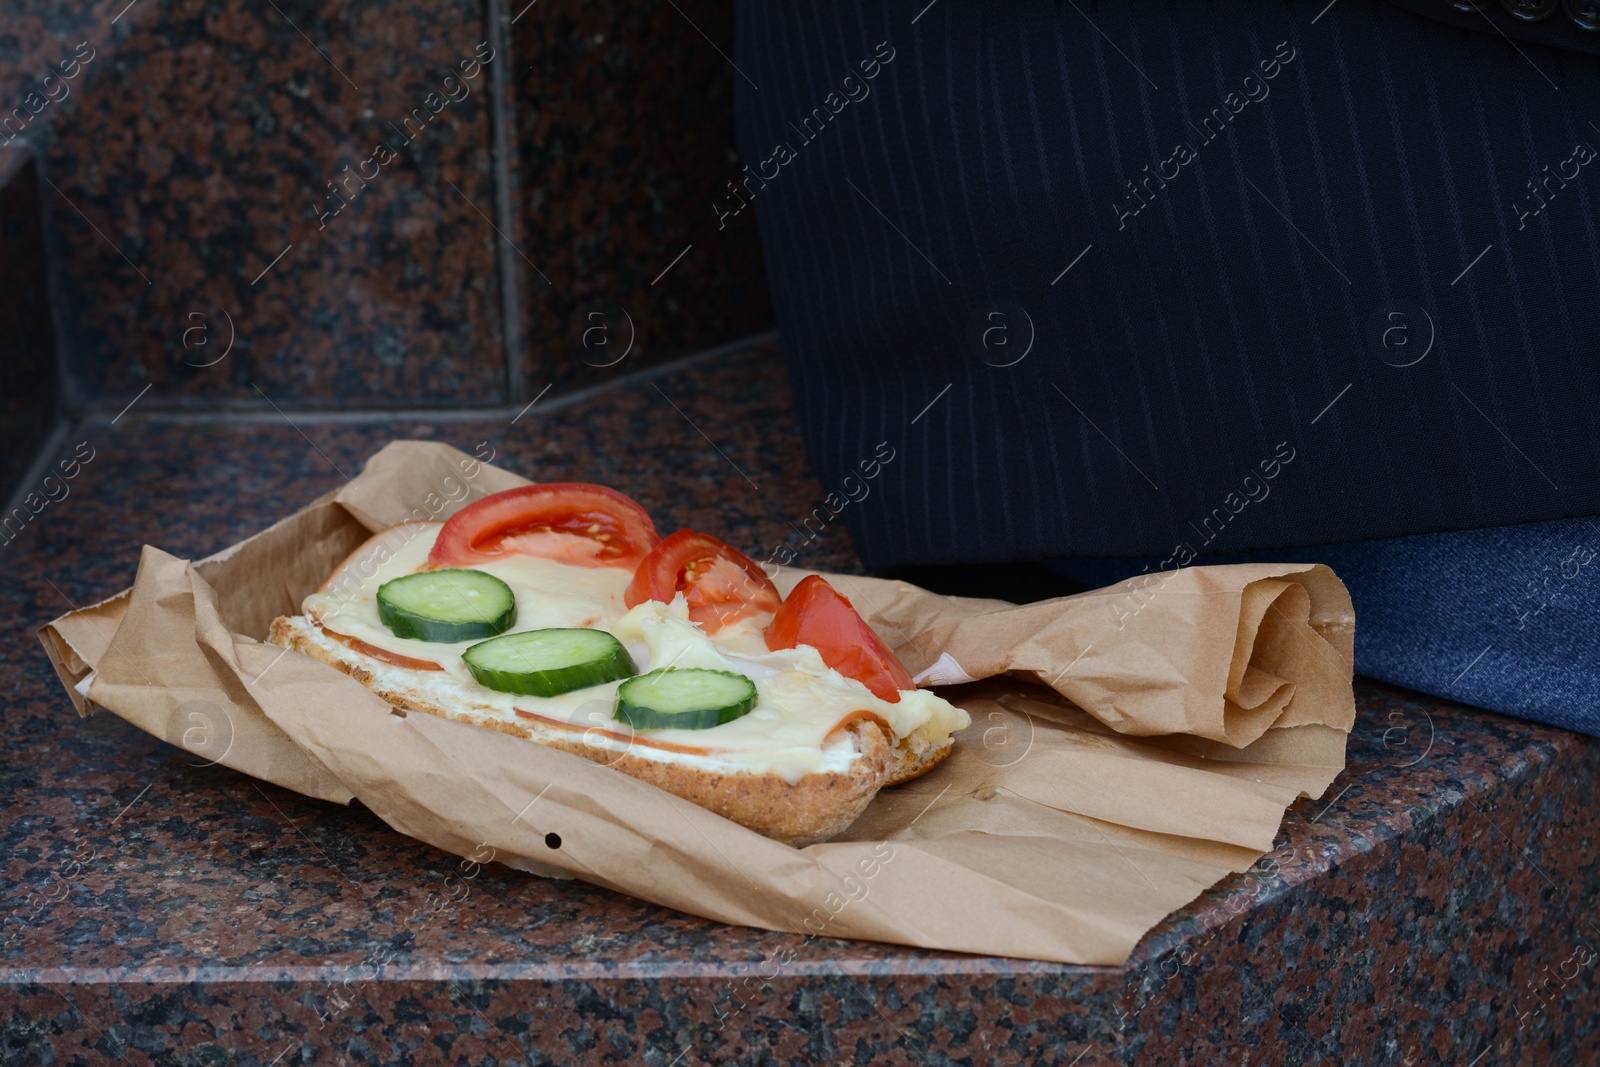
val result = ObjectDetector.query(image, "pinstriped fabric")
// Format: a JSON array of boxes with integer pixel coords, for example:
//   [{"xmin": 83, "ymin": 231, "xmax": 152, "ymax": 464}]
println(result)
[
  {"xmin": 979, "ymin": 38, "xmax": 1024, "ymax": 548},
  {"xmin": 1249, "ymin": 22, "xmax": 1342, "ymax": 528},
  {"xmin": 1163, "ymin": 30, "xmax": 1273, "ymax": 517},
  {"xmin": 734, "ymin": 0, "xmax": 1600, "ymax": 566},
  {"xmin": 1504, "ymin": 93, "xmax": 1564, "ymax": 497},
  {"xmin": 1148, "ymin": 29, "xmax": 1241, "ymax": 511},
  {"xmin": 1470, "ymin": 70, "xmax": 1542, "ymax": 513},
  {"xmin": 1123, "ymin": 29, "xmax": 1206, "ymax": 511},
  {"xmin": 777, "ymin": 0, "xmax": 864, "ymax": 534},
  {"xmin": 1551, "ymin": 71, "xmax": 1600, "ymax": 477},
  {"xmin": 860, "ymin": 4, "xmax": 903, "ymax": 554},
  {"xmin": 1094, "ymin": 24, "xmax": 1166, "ymax": 522},
  {"xmin": 1045, "ymin": 19, "xmax": 1117, "ymax": 552},
  {"xmin": 1011, "ymin": 28, "xmax": 1075, "ymax": 550},
  {"xmin": 1298, "ymin": 14, "xmax": 1366, "ymax": 476},
  {"xmin": 1418, "ymin": 41, "xmax": 1493, "ymax": 518},
  {"xmin": 1075, "ymin": 19, "xmax": 1161, "ymax": 551},
  {"xmin": 1211, "ymin": 39, "xmax": 1304, "ymax": 503},
  {"xmin": 1321, "ymin": 18, "xmax": 1409, "ymax": 522},
  {"xmin": 1104, "ymin": 22, "xmax": 1182, "ymax": 512},
  {"xmin": 1370, "ymin": 26, "xmax": 1449, "ymax": 519},
  {"xmin": 793, "ymin": 3, "xmax": 863, "ymax": 515}
]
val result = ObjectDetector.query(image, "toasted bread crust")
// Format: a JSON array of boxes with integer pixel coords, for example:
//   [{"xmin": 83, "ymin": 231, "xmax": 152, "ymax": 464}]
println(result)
[{"xmin": 268, "ymin": 615, "xmax": 952, "ymax": 845}]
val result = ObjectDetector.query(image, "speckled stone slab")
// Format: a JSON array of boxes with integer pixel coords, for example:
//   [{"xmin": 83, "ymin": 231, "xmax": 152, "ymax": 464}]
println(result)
[
  {"xmin": 0, "ymin": 0, "xmax": 769, "ymax": 411},
  {"xmin": 2, "ymin": 0, "xmax": 509, "ymax": 408},
  {"xmin": 0, "ymin": 145, "xmax": 58, "ymax": 505},
  {"xmin": 3, "ymin": 341, "xmax": 1596, "ymax": 1065},
  {"xmin": 507, "ymin": 0, "xmax": 772, "ymax": 397}
]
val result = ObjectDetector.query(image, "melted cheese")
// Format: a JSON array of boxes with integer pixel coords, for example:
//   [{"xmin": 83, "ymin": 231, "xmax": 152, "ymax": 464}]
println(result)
[{"xmin": 300, "ymin": 526, "xmax": 970, "ymax": 782}]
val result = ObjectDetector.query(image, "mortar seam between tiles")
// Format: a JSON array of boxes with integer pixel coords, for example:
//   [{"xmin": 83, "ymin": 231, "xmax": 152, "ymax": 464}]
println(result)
[
  {"xmin": 485, "ymin": 0, "xmax": 524, "ymax": 403},
  {"xmin": 77, "ymin": 329, "xmax": 779, "ymax": 426}
]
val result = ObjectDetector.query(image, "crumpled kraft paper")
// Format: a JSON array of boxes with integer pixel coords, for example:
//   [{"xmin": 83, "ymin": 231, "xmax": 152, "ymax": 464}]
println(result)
[{"xmin": 38, "ymin": 440, "xmax": 1354, "ymax": 965}]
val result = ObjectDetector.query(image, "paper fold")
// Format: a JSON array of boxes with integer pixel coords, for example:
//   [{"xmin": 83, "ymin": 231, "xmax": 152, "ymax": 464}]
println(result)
[{"xmin": 37, "ymin": 440, "xmax": 1355, "ymax": 965}]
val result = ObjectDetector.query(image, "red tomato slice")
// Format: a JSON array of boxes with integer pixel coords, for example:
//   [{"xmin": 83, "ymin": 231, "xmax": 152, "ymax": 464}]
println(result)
[
  {"xmin": 428, "ymin": 483, "xmax": 660, "ymax": 570},
  {"xmin": 764, "ymin": 575, "xmax": 915, "ymax": 702},
  {"xmin": 624, "ymin": 529, "xmax": 783, "ymax": 633}
]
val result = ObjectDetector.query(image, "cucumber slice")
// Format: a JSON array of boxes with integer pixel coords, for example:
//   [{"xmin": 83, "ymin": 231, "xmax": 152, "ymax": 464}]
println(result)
[
  {"xmin": 377, "ymin": 569, "xmax": 516, "ymax": 642},
  {"xmin": 462, "ymin": 628, "xmax": 636, "ymax": 697},
  {"xmin": 614, "ymin": 668, "xmax": 757, "ymax": 731}
]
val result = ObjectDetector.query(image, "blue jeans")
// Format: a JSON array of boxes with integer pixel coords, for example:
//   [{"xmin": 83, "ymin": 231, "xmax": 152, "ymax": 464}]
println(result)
[{"xmin": 1048, "ymin": 518, "xmax": 1600, "ymax": 738}]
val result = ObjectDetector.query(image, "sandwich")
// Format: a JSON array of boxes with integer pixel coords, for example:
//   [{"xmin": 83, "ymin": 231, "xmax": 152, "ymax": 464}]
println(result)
[{"xmin": 268, "ymin": 482, "xmax": 969, "ymax": 845}]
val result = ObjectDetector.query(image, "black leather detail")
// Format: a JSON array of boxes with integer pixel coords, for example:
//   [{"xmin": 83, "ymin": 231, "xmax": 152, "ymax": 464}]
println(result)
[{"xmin": 1387, "ymin": 0, "xmax": 1600, "ymax": 53}]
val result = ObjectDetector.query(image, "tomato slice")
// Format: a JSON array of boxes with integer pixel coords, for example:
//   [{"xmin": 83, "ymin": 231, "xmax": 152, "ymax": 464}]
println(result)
[
  {"xmin": 624, "ymin": 529, "xmax": 783, "ymax": 633},
  {"xmin": 764, "ymin": 575, "xmax": 915, "ymax": 702},
  {"xmin": 428, "ymin": 483, "xmax": 660, "ymax": 570}
]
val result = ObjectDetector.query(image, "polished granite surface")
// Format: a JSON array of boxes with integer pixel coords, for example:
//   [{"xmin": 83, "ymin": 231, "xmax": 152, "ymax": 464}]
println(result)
[
  {"xmin": 508, "ymin": 0, "xmax": 771, "ymax": 398},
  {"xmin": 0, "ymin": 0, "xmax": 768, "ymax": 409},
  {"xmin": 0, "ymin": 145, "xmax": 58, "ymax": 505},
  {"xmin": 3, "ymin": 339, "xmax": 1597, "ymax": 1065}
]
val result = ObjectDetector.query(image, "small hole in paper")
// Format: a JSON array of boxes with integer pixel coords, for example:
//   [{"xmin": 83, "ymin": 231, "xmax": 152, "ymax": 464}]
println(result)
[{"xmin": 544, "ymin": 832, "xmax": 562, "ymax": 850}]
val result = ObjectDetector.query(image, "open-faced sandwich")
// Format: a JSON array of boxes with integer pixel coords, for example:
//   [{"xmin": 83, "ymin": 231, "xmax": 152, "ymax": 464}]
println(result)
[{"xmin": 268, "ymin": 483, "xmax": 969, "ymax": 845}]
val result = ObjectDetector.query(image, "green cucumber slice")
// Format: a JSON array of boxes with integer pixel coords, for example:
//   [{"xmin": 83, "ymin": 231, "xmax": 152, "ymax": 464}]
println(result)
[
  {"xmin": 377, "ymin": 569, "xmax": 516, "ymax": 642},
  {"xmin": 462, "ymin": 628, "xmax": 636, "ymax": 697},
  {"xmin": 614, "ymin": 668, "xmax": 757, "ymax": 730}
]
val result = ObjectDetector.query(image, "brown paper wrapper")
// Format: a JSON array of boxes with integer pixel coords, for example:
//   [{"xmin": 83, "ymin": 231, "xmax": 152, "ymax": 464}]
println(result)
[{"xmin": 38, "ymin": 441, "xmax": 1354, "ymax": 965}]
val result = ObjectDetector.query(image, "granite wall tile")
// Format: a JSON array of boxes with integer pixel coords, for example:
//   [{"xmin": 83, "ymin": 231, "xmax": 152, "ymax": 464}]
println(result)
[
  {"xmin": 4, "ymin": 0, "xmax": 507, "ymax": 409},
  {"xmin": 0, "ymin": 0, "xmax": 101, "ymax": 112},
  {"xmin": 0, "ymin": 149, "xmax": 60, "ymax": 507},
  {"xmin": 0, "ymin": 0, "xmax": 773, "ymax": 412},
  {"xmin": 508, "ymin": 0, "xmax": 773, "ymax": 397}
]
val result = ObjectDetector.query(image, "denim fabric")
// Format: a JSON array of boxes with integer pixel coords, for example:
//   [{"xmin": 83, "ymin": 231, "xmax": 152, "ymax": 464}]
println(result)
[{"xmin": 1047, "ymin": 518, "xmax": 1600, "ymax": 738}]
